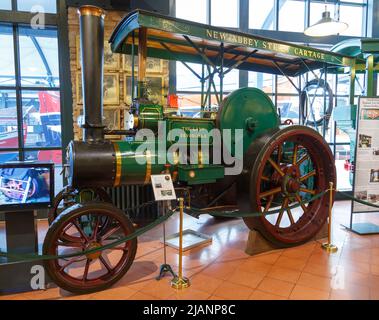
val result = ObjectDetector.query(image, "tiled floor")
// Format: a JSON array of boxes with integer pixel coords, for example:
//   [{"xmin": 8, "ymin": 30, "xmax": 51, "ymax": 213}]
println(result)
[{"xmin": 1, "ymin": 200, "xmax": 379, "ymax": 300}]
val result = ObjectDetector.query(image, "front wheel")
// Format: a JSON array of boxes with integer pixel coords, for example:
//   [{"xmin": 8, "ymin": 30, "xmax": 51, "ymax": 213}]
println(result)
[{"xmin": 43, "ymin": 201, "xmax": 137, "ymax": 294}]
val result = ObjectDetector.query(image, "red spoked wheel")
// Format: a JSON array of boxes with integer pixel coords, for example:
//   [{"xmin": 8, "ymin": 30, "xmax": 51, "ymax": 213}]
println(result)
[
  {"xmin": 243, "ymin": 126, "xmax": 336, "ymax": 247},
  {"xmin": 43, "ymin": 201, "xmax": 137, "ymax": 294}
]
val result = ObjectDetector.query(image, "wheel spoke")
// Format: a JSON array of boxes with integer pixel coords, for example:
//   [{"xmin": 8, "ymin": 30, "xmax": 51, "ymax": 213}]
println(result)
[
  {"xmin": 259, "ymin": 186, "xmax": 282, "ymax": 199},
  {"xmin": 100, "ymin": 224, "xmax": 121, "ymax": 241},
  {"xmin": 72, "ymin": 220, "xmax": 90, "ymax": 243},
  {"xmin": 83, "ymin": 259, "xmax": 91, "ymax": 282},
  {"xmin": 59, "ymin": 256, "xmax": 83, "ymax": 272},
  {"xmin": 277, "ymin": 144, "xmax": 282, "ymax": 164},
  {"xmin": 275, "ymin": 197, "xmax": 289, "ymax": 227},
  {"xmin": 91, "ymin": 216, "xmax": 101, "ymax": 240},
  {"xmin": 56, "ymin": 240, "xmax": 84, "ymax": 248},
  {"xmin": 261, "ymin": 175, "xmax": 270, "ymax": 182},
  {"xmin": 296, "ymin": 154, "xmax": 309, "ymax": 166},
  {"xmin": 295, "ymin": 194, "xmax": 307, "ymax": 212},
  {"xmin": 299, "ymin": 187, "xmax": 316, "ymax": 195},
  {"xmin": 292, "ymin": 144, "xmax": 298, "ymax": 165},
  {"xmin": 299, "ymin": 170, "xmax": 316, "ymax": 182},
  {"xmin": 99, "ymin": 255, "xmax": 113, "ymax": 273},
  {"xmin": 286, "ymin": 206, "xmax": 295, "ymax": 225},
  {"xmin": 268, "ymin": 158, "xmax": 285, "ymax": 177},
  {"xmin": 264, "ymin": 195, "xmax": 274, "ymax": 213}
]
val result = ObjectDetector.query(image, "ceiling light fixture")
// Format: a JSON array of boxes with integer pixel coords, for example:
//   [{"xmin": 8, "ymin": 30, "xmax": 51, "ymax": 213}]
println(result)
[{"xmin": 304, "ymin": 0, "xmax": 348, "ymax": 37}]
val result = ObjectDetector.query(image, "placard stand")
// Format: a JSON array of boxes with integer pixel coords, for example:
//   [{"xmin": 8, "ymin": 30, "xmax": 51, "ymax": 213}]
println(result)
[
  {"xmin": 151, "ymin": 172, "xmax": 177, "ymax": 281},
  {"xmin": 0, "ymin": 210, "xmax": 51, "ymax": 294},
  {"xmin": 156, "ymin": 201, "xmax": 176, "ymax": 280}
]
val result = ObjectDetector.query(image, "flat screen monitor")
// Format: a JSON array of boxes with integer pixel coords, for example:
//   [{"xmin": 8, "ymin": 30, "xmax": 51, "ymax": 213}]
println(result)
[{"xmin": 0, "ymin": 161, "xmax": 54, "ymax": 211}]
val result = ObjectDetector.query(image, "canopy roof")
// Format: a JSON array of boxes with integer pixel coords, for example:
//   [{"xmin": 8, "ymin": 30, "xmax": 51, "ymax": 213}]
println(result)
[{"xmin": 110, "ymin": 10, "xmax": 357, "ymax": 77}]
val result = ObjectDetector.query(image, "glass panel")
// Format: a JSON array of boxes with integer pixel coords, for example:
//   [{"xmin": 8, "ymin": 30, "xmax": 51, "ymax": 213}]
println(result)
[
  {"xmin": 0, "ymin": 151, "xmax": 19, "ymax": 163},
  {"xmin": 21, "ymin": 90, "xmax": 61, "ymax": 148},
  {"xmin": 0, "ymin": 24, "xmax": 15, "ymax": 86},
  {"xmin": 0, "ymin": 89, "xmax": 18, "ymax": 149},
  {"xmin": 278, "ymin": 0, "xmax": 305, "ymax": 32},
  {"xmin": 248, "ymin": 72, "xmax": 274, "ymax": 93},
  {"xmin": 277, "ymin": 95, "xmax": 300, "ymax": 124},
  {"xmin": 213, "ymin": 69, "xmax": 239, "ymax": 92},
  {"xmin": 335, "ymin": 146, "xmax": 352, "ymax": 191},
  {"xmin": 176, "ymin": 62, "xmax": 204, "ymax": 91},
  {"xmin": 25, "ymin": 150, "xmax": 62, "ymax": 195},
  {"xmin": 176, "ymin": 0, "xmax": 207, "ymax": 23},
  {"xmin": 249, "ymin": 0, "xmax": 275, "ymax": 30},
  {"xmin": 211, "ymin": 0, "xmax": 238, "ymax": 28},
  {"xmin": 17, "ymin": 0, "xmax": 56, "ymax": 14},
  {"xmin": 0, "ymin": 0, "xmax": 12, "ymax": 10},
  {"xmin": 336, "ymin": 73, "xmax": 350, "ymax": 96},
  {"xmin": 339, "ymin": 5, "xmax": 364, "ymax": 36},
  {"xmin": 177, "ymin": 94, "xmax": 219, "ymax": 115},
  {"xmin": 310, "ymin": 2, "xmax": 335, "ymax": 26},
  {"xmin": 18, "ymin": 26, "xmax": 60, "ymax": 87},
  {"xmin": 277, "ymin": 75, "xmax": 299, "ymax": 94}
]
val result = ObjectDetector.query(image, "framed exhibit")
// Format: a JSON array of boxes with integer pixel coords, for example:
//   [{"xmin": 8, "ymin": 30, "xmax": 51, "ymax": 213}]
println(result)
[
  {"xmin": 102, "ymin": 108, "xmax": 121, "ymax": 131},
  {"xmin": 146, "ymin": 57, "xmax": 164, "ymax": 73},
  {"xmin": 123, "ymin": 55, "xmax": 138, "ymax": 73},
  {"xmin": 104, "ymin": 41, "xmax": 120, "ymax": 70},
  {"xmin": 103, "ymin": 73, "xmax": 120, "ymax": 105},
  {"xmin": 146, "ymin": 75, "xmax": 165, "ymax": 105},
  {"xmin": 76, "ymin": 35, "xmax": 81, "ymax": 70},
  {"xmin": 76, "ymin": 36, "xmax": 120, "ymax": 70},
  {"xmin": 123, "ymin": 74, "xmax": 134, "ymax": 105},
  {"xmin": 77, "ymin": 72, "xmax": 120, "ymax": 105},
  {"xmin": 123, "ymin": 55, "xmax": 163, "ymax": 73},
  {"xmin": 76, "ymin": 72, "xmax": 83, "ymax": 104}
]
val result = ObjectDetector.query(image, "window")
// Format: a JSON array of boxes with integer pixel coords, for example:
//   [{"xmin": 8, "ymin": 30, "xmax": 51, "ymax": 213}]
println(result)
[
  {"xmin": 309, "ymin": 2, "xmax": 335, "ymax": 26},
  {"xmin": 249, "ymin": 0, "xmax": 275, "ymax": 30},
  {"xmin": 278, "ymin": 0, "xmax": 305, "ymax": 32},
  {"xmin": 16, "ymin": 0, "xmax": 57, "ymax": 14},
  {"xmin": 339, "ymin": 4, "xmax": 365, "ymax": 37},
  {"xmin": 0, "ymin": 5, "xmax": 63, "ymax": 194},
  {"xmin": 248, "ymin": 72, "xmax": 274, "ymax": 94},
  {"xmin": 176, "ymin": 62, "xmax": 205, "ymax": 92},
  {"xmin": 211, "ymin": 0, "xmax": 239, "ymax": 27},
  {"xmin": 0, "ymin": 0, "xmax": 11, "ymax": 10},
  {"xmin": 0, "ymin": 24, "xmax": 15, "ymax": 86},
  {"xmin": 176, "ymin": 0, "xmax": 207, "ymax": 23}
]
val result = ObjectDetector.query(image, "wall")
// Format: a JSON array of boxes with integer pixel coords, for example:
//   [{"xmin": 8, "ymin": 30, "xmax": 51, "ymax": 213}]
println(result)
[{"xmin": 67, "ymin": 7, "xmax": 169, "ymax": 140}]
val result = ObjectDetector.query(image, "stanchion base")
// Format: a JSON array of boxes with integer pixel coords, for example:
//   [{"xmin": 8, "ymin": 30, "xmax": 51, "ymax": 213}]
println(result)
[
  {"xmin": 321, "ymin": 243, "xmax": 338, "ymax": 253},
  {"xmin": 156, "ymin": 264, "xmax": 176, "ymax": 281},
  {"xmin": 171, "ymin": 276, "xmax": 190, "ymax": 289}
]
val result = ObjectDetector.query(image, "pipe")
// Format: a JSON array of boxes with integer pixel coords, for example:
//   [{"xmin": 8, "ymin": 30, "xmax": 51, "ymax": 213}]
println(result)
[{"xmin": 78, "ymin": 5, "xmax": 106, "ymax": 142}]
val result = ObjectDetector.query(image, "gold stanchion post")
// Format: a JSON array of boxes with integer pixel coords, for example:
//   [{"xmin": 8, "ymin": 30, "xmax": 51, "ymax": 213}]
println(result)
[
  {"xmin": 171, "ymin": 198, "xmax": 190, "ymax": 289},
  {"xmin": 321, "ymin": 182, "xmax": 338, "ymax": 253}
]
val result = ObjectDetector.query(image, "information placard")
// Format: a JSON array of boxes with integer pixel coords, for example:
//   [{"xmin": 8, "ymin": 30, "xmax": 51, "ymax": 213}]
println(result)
[
  {"xmin": 151, "ymin": 174, "xmax": 177, "ymax": 201},
  {"xmin": 353, "ymin": 97, "xmax": 379, "ymax": 212}
]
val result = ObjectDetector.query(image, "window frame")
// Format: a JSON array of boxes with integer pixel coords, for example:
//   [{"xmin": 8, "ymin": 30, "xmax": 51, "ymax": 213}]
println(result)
[{"xmin": 0, "ymin": 0, "xmax": 73, "ymax": 184}]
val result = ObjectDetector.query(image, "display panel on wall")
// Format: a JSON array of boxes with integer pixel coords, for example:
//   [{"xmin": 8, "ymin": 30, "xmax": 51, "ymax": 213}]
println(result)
[
  {"xmin": 353, "ymin": 97, "xmax": 379, "ymax": 212},
  {"xmin": 76, "ymin": 72, "xmax": 119, "ymax": 105}
]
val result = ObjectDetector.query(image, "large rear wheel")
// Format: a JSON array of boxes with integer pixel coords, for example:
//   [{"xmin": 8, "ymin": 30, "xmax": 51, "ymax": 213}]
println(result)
[{"xmin": 243, "ymin": 126, "xmax": 336, "ymax": 247}]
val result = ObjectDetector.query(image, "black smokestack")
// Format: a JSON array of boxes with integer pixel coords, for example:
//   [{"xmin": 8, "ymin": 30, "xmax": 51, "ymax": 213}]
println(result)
[{"xmin": 78, "ymin": 5, "xmax": 105, "ymax": 142}]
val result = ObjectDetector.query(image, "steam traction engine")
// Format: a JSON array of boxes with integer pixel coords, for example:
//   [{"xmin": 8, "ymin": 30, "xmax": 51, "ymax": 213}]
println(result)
[{"xmin": 43, "ymin": 6, "xmax": 336, "ymax": 293}]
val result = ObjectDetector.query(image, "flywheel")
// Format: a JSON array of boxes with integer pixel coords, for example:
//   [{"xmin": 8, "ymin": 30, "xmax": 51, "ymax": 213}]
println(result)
[{"xmin": 241, "ymin": 125, "xmax": 336, "ymax": 247}]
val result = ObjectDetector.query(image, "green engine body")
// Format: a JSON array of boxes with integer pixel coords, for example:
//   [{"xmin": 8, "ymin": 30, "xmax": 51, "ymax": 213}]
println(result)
[{"xmin": 67, "ymin": 87, "xmax": 280, "ymax": 189}]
